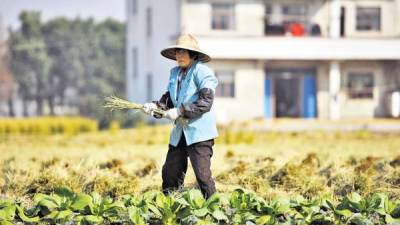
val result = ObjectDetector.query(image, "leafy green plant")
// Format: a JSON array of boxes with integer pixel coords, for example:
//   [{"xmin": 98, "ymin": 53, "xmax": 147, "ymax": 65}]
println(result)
[
  {"xmin": 31, "ymin": 185, "xmax": 76, "ymax": 223},
  {"xmin": 321, "ymin": 197, "xmax": 351, "ymax": 224},
  {"xmin": 220, "ymin": 189, "xmax": 268, "ymax": 225},
  {"xmin": 15, "ymin": 202, "xmax": 40, "ymax": 223},
  {"xmin": 178, "ymin": 189, "xmax": 228, "ymax": 224},
  {"xmin": 122, "ymin": 192, "xmax": 154, "ymax": 224},
  {"xmin": 146, "ymin": 191, "xmax": 183, "ymax": 224},
  {"xmin": 0, "ymin": 199, "xmax": 16, "ymax": 225},
  {"xmin": 257, "ymin": 195, "xmax": 291, "ymax": 225},
  {"xmin": 2, "ymin": 186, "xmax": 400, "ymax": 225},
  {"xmin": 73, "ymin": 191, "xmax": 124, "ymax": 224},
  {"xmin": 290, "ymin": 195, "xmax": 334, "ymax": 224}
]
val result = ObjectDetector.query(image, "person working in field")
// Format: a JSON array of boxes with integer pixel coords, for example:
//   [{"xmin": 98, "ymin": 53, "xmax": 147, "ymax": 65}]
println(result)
[{"xmin": 140, "ymin": 34, "xmax": 218, "ymax": 199}]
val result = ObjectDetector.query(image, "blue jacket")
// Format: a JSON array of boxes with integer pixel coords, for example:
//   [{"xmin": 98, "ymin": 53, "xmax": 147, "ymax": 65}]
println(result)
[{"xmin": 167, "ymin": 61, "xmax": 218, "ymax": 146}]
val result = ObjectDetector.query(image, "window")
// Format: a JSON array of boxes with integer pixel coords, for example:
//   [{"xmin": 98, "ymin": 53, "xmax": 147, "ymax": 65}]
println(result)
[
  {"xmin": 281, "ymin": 5, "xmax": 309, "ymax": 31},
  {"xmin": 215, "ymin": 71, "xmax": 235, "ymax": 98},
  {"xmin": 132, "ymin": 0, "xmax": 137, "ymax": 14},
  {"xmin": 146, "ymin": 73, "xmax": 152, "ymax": 101},
  {"xmin": 132, "ymin": 48, "xmax": 138, "ymax": 78},
  {"xmin": 347, "ymin": 73, "xmax": 374, "ymax": 99},
  {"xmin": 212, "ymin": 3, "xmax": 235, "ymax": 30},
  {"xmin": 356, "ymin": 7, "xmax": 380, "ymax": 31},
  {"xmin": 265, "ymin": 5, "xmax": 272, "ymax": 15},
  {"xmin": 264, "ymin": 5, "xmax": 272, "ymax": 25},
  {"xmin": 146, "ymin": 7, "xmax": 152, "ymax": 37}
]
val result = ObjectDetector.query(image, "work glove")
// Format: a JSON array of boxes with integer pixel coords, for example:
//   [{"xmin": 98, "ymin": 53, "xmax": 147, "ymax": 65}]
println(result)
[
  {"xmin": 163, "ymin": 108, "xmax": 181, "ymax": 121},
  {"xmin": 141, "ymin": 102, "xmax": 157, "ymax": 116}
]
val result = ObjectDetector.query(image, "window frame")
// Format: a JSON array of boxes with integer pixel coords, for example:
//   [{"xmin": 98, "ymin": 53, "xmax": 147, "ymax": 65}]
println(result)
[
  {"xmin": 146, "ymin": 7, "xmax": 152, "ymax": 37},
  {"xmin": 132, "ymin": 47, "xmax": 138, "ymax": 78},
  {"xmin": 211, "ymin": 3, "xmax": 236, "ymax": 30},
  {"xmin": 215, "ymin": 70, "xmax": 235, "ymax": 98},
  {"xmin": 346, "ymin": 72, "xmax": 374, "ymax": 99},
  {"xmin": 281, "ymin": 4, "xmax": 310, "ymax": 32},
  {"xmin": 132, "ymin": 0, "xmax": 137, "ymax": 14},
  {"xmin": 146, "ymin": 73, "xmax": 153, "ymax": 102},
  {"xmin": 356, "ymin": 7, "xmax": 381, "ymax": 31}
]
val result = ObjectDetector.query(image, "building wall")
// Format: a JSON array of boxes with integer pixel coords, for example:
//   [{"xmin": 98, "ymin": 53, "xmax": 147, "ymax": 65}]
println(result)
[
  {"xmin": 309, "ymin": 0, "xmax": 330, "ymax": 37},
  {"xmin": 396, "ymin": 0, "xmax": 400, "ymax": 36},
  {"xmin": 126, "ymin": 0, "xmax": 400, "ymax": 121},
  {"xmin": 149, "ymin": 0, "xmax": 182, "ymax": 102},
  {"xmin": 338, "ymin": 61, "xmax": 385, "ymax": 118},
  {"xmin": 182, "ymin": 0, "xmax": 400, "ymax": 38},
  {"xmin": 315, "ymin": 62, "xmax": 330, "ymax": 119},
  {"xmin": 126, "ymin": 0, "xmax": 180, "ymax": 104},
  {"xmin": 381, "ymin": 61, "xmax": 400, "ymax": 117},
  {"xmin": 340, "ymin": 0, "xmax": 398, "ymax": 37},
  {"xmin": 209, "ymin": 59, "xmax": 265, "ymax": 122},
  {"xmin": 208, "ymin": 59, "xmax": 397, "ymax": 121},
  {"xmin": 263, "ymin": 0, "xmax": 400, "ymax": 38},
  {"xmin": 264, "ymin": 0, "xmax": 330, "ymax": 37},
  {"xmin": 264, "ymin": 60, "xmax": 330, "ymax": 119},
  {"xmin": 182, "ymin": 0, "xmax": 264, "ymax": 36}
]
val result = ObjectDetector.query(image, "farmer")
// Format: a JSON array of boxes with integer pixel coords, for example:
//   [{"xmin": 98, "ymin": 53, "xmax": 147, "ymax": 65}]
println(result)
[{"xmin": 141, "ymin": 34, "xmax": 218, "ymax": 199}]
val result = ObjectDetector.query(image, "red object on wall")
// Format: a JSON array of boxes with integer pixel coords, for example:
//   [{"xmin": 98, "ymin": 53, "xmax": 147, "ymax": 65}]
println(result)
[{"xmin": 291, "ymin": 23, "xmax": 305, "ymax": 36}]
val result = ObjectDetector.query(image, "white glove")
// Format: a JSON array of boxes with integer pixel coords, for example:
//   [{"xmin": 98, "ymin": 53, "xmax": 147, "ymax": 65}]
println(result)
[
  {"xmin": 141, "ymin": 103, "xmax": 157, "ymax": 116},
  {"xmin": 163, "ymin": 108, "xmax": 181, "ymax": 121}
]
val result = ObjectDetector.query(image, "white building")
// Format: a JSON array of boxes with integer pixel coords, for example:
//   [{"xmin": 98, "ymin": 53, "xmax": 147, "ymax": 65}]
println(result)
[{"xmin": 126, "ymin": 0, "xmax": 400, "ymax": 122}]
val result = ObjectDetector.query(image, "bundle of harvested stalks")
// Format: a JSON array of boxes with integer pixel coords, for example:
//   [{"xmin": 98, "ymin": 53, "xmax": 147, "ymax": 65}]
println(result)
[
  {"xmin": 104, "ymin": 96, "xmax": 143, "ymax": 111},
  {"xmin": 104, "ymin": 96, "xmax": 188, "ymax": 123}
]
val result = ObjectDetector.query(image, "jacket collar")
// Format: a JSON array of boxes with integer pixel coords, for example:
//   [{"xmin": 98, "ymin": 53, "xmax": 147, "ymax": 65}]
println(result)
[{"xmin": 171, "ymin": 61, "xmax": 199, "ymax": 107}]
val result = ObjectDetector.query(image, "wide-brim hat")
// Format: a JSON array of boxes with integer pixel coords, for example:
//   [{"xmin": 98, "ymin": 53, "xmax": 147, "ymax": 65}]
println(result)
[{"xmin": 161, "ymin": 34, "xmax": 211, "ymax": 63}]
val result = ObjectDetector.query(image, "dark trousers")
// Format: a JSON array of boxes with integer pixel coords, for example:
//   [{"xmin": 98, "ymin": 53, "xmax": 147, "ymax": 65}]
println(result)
[{"xmin": 162, "ymin": 134, "xmax": 216, "ymax": 199}]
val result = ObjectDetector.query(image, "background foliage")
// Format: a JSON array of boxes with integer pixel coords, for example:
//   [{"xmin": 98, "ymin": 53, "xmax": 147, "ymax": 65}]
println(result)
[{"xmin": 7, "ymin": 11, "xmax": 126, "ymax": 128}]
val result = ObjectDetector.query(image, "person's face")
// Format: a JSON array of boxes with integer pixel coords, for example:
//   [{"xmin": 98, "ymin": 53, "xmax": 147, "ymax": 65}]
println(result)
[{"xmin": 175, "ymin": 48, "xmax": 193, "ymax": 68}]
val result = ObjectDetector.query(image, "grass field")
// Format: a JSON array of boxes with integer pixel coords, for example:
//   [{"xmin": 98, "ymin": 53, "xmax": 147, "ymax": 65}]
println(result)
[{"xmin": 1, "ymin": 124, "xmax": 400, "ymax": 204}]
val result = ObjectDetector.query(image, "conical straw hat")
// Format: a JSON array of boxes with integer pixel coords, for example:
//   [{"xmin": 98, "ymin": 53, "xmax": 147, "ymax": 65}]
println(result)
[{"xmin": 161, "ymin": 34, "xmax": 211, "ymax": 63}]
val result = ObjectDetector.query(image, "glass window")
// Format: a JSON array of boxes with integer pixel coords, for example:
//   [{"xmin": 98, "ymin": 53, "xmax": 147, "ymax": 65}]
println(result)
[
  {"xmin": 132, "ymin": 0, "xmax": 137, "ymax": 14},
  {"xmin": 356, "ymin": 7, "xmax": 380, "ymax": 31},
  {"xmin": 347, "ymin": 73, "xmax": 374, "ymax": 99},
  {"xmin": 265, "ymin": 5, "xmax": 272, "ymax": 15},
  {"xmin": 281, "ymin": 5, "xmax": 309, "ymax": 32},
  {"xmin": 146, "ymin": 7, "xmax": 152, "ymax": 37},
  {"xmin": 212, "ymin": 3, "xmax": 235, "ymax": 30},
  {"xmin": 215, "ymin": 71, "xmax": 235, "ymax": 98},
  {"xmin": 147, "ymin": 73, "xmax": 152, "ymax": 101},
  {"xmin": 264, "ymin": 5, "xmax": 272, "ymax": 24},
  {"xmin": 132, "ymin": 48, "xmax": 138, "ymax": 78}
]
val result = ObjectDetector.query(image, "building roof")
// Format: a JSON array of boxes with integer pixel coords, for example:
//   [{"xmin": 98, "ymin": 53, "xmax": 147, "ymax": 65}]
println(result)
[{"xmin": 197, "ymin": 37, "xmax": 400, "ymax": 60}]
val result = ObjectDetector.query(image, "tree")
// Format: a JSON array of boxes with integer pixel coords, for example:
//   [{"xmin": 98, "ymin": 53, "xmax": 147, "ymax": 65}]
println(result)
[
  {"xmin": 8, "ymin": 11, "xmax": 51, "ymax": 116},
  {"xmin": 7, "ymin": 11, "xmax": 126, "ymax": 125}
]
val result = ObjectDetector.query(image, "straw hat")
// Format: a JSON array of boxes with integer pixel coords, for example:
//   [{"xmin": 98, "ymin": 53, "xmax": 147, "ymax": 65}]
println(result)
[{"xmin": 161, "ymin": 34, "xmax": 211, "ymax": 63}]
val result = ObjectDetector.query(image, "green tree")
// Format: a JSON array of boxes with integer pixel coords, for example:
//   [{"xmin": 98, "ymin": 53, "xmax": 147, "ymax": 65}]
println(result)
[
  {"xmin": 8, "ymin": 11, "xmax": 51, "ymax": 116},
  {"xmin": 8, "ymin": 11, "xmax": 125, "ymax": 125}
]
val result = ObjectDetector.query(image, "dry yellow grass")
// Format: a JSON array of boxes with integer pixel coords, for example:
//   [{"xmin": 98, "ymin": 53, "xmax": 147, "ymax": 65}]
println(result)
[{"xmin": 1, "ymin": 125, "xmax": 400, "ymax": 202}]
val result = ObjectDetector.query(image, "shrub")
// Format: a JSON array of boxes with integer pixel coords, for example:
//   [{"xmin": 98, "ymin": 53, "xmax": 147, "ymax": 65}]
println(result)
[
  {"xmin": 0, "ymin": 117, "xmax": 98, "ymax": 135},
  {"xmin": 109, "ymin": 120, "xmax": 120, "ymax": 134}
]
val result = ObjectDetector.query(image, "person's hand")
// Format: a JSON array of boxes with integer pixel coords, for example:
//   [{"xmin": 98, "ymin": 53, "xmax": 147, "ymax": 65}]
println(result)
[
  {"xmin": 141, "ymin": 103, "xmax": 157, "ymax": 116},
  {"xmin": 163, "ymin": 108, "xmax": 181, "ymax": 121}
]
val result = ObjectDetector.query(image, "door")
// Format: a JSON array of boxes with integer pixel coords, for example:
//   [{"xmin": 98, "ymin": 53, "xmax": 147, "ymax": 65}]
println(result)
[
  {"xmin": 340, "ymin": 7, "xmax": 345, "ymax": 37},
  {"xmin": 264, "ymin": 76, "xmax": 272, "ymax": 118},
  {"xmin": 302, "ymin": 76, "xmax": 317, "ymax": 118},
  {"xmin": 275, "ymin": 76, "xmax": 301, "ymax": 118},
  {"xmin": 266, "ymin": 68, "xmax": 317, "ymax": 118}
]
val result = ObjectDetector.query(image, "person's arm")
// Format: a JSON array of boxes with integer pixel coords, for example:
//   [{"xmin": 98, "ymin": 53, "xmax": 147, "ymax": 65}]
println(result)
[
  {"xmin": 179, "ymin": 65, "xmax": 218, "ymax": 119},
  {"xmin": 153, "ymin": 91, "xmax": 173, "ymax": 110},
  {"xmin": 180, "ymin": 88, "xmax": 214, "ymax": 119},
  {"xmin": 152, "ymin": 91, "xmax": 174, "ymax": 118}
]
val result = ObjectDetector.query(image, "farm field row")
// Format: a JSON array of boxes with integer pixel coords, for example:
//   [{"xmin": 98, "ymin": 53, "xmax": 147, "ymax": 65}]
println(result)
[{"xmin": 1, "ymin": 126, "xmax": 399, "ymax": 200}]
